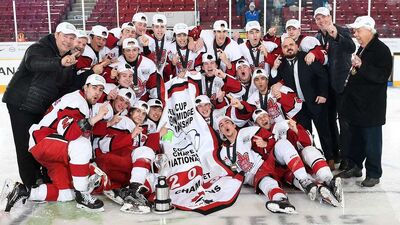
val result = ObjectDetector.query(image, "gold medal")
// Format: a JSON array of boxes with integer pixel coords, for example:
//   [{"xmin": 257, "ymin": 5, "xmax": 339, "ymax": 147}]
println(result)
[
  {"xmin": 133, "ymin": 85, "xmax": 140, "ymax": 94},
  {"xmin": 351, "ymin": 67, "xmax": 357, "ymax": 76}
]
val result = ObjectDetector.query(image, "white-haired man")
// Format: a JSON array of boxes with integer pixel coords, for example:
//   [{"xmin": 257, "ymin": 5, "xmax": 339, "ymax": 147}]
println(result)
[{"xmin": 337, "ymin": 16, "xmax": 392, "ymax": 187}]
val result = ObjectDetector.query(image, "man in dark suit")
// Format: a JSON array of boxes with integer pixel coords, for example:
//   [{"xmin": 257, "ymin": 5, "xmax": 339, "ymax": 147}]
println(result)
[
  {"xmin": 314, "ymin": 7, "xmax": 356, "ymax": 170},
  {"xmin": 270, "ymin": 37, "xmax": 334, "ymax": 169}
]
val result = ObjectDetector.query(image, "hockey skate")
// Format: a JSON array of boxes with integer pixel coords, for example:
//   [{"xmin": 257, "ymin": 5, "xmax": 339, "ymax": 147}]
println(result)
[
  {"xmin": 300, "ymin": 179, "xmax": 318, "ymax": 201},
  {"xmin": 75, "ymin": 190, "xmax": 104, "ymax": 212},
  {"xmin": 318, "ymin": 185, "xmax": 340, "ymax": 207},
  {"xmin": 265, "ymin": 198, "xmax": 297, "ymax": 214},
  {"xmin": 4, "ymin": 182, "xmax": 30, "ymax": 212},
  {"xmin": 120, "ymin": 182, "xmax": 151, "ymax": 214},
  {"xmin": 329, "ymin": 176, "xmax": 343, "ymax": 203},
  {"xmin": 104, "ymin": 189, "xmax": 124, "ymax": 205}
]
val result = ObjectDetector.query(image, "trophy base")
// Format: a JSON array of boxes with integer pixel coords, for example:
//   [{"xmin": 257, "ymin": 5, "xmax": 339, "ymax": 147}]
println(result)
[{"xmin": 153, "ymin": 205, "xmax": 175, "ymax": 214}]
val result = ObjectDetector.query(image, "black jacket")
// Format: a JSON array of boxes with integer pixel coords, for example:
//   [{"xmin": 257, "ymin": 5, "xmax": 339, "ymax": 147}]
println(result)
[
  {"xmin": 342, "ymin": 35, "xmax": 392, "ymax": 127},
  {"xmin": 270, "ymin": 51, "xmax": 329, "ymax": 117},
  {"xmin": 316, "ymin": 25, "xmax": 356, "ymax": 93},
  {"xmin": 2, "ymin": 34, "xmax": 75, "ymax": 115}
]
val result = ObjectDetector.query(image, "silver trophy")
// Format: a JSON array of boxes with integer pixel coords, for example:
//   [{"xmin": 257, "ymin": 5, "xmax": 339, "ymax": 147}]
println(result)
[
  {"xmin": 154, "ymin": 153, "xmax": 169, "ymax": 176},
  {"xmin": 154, "ymin": 154, "xmax": 174, "ymax": 214},
  {"xmin": 154, "ymin": 176, "xmax": 174, "ymax": 214}
]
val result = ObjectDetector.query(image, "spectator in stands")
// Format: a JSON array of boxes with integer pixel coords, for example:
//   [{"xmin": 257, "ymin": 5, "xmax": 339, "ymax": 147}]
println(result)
[
  {"xmin": 337, "ymin": 16, "xmax": 393, "ymax": 187},
  {"xmin": 314, "ymin": 7, "xmax": 356, "ymax": 170},
  {"xmin": 17, "ymin": 32, "xmax": 27, "ymax": 42},
  {"xmin": 2, "ymin": 22, "xmax": 78, "ymax": 188},
  {"xmin": 245, "ymin": 2, "xmax": 261, "ymax": 25}
]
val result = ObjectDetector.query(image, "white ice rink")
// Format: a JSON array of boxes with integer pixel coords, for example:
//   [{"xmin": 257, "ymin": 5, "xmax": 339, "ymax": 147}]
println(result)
[{"xmin": 0, "ymin": 88, "xmax": 400, "ymax": 225}]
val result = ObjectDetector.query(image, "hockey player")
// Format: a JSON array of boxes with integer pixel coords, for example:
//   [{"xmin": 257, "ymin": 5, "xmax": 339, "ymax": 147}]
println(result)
[
  {"xmin": 145, "ymin": 98, "xmax": 164, "ymax": 133},
  {"xmin": 252, "ymin": 109, "xmax": 343, "ymax": 206},
  {"xmin": 164, "ymin": 23, "xmax": 205, "ymax": 81},
  {"xmin": 115, "ymin": 38, "xmax": 165, "ymax": 103},
  {"xmin": 217, "ymin": 116, "xmax": 299, "ymax": 213},
  {"xmin": 4, "ymin": 74, "xmax": 114, "ymax": 212},
  {"xmin": 145, "ymin": 14, "xmax": 171, "ymax": 75},
  {"xmin": 266, "ymin": 19, "xmax": 327, "ymax": 66},
  {"xmin": 239, "ymin": 21, "xmax": 279, "ymax": 72},
  {"xmin": 200, "ymin": 53, "xmax": 244, "ymax": 101},
  {"xmin": 95, "ymin": 100, "xmax": 167, "ymax": 213},
  {"xmin": 105, "ymin": 22, "xmax": 136, "ymax": 58},
  {"xmin": 200, "ymin": 20, "xmax": 242, "ymax": 76},
  {"xmin": 75, "ymin": 25, "xmax": 112, "ymax": 80},
  {"xmin": 235, "ymin": 59, "xmax": 257, "ymax": 101},
  {"xmin": 247, "ymin": 68, "xmax": 302, "ymax": 123}
]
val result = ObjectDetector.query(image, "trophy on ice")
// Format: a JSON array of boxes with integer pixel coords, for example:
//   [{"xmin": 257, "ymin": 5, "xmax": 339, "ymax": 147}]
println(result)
[{"xmin": 154, "ymin": 153, "xmax": 174, "ymax": 214}]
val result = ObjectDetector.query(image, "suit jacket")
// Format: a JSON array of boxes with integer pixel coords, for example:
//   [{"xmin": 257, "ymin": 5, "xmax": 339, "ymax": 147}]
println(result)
[
  {"xmin": 270, "ymin": 51, "xmax": 329, "ymax": 116},
  {"xmin": 342, "ymin": 35, "xmax": 392, "ymax": 127},
  {"xmin": 316, "ymin": 25, "xmax": 356, "ymax": 93}
]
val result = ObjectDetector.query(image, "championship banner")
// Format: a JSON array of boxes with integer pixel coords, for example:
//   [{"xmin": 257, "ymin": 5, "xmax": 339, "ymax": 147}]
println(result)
[{"xmin": 158, "ymin": 72, "xmax": 243, "ymax": 215}]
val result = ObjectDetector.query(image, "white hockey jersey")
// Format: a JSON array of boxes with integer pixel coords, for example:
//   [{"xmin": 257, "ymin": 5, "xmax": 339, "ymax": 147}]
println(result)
[{"xmin": 239, "ymin": 40, "xmax": 278, "ymax": 72}]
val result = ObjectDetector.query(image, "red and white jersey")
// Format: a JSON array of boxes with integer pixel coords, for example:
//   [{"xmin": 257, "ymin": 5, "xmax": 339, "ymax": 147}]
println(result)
[
  {"xmin": 144, "ymin": 118, "xmax": 158, "ymax": 134},
  {"xmin": 200, "ymin": 74, "xmax": 244, "ymax": 100},
  {"xmin": 285, "ymin": 123, "xmax": 314, "ymax": 150},
  {"xmin": 116, "ymin": 54, "xmax": 165, "ymax": 102},
  {"xmin": 248, "ymin": 85, "xmax": 303, "ymax": 124},
  {"xmin": 201, "ymin": 30, "xmax": 242, "ymax": 75},
  {"xmin": 239, "ymin": 40, "xmax": 278, "ymax": 72},
  {"xmin": 28, "ymin": 90, "xmax": 95, "ymax": 149},
  {"xmin": 165, "ymin": 43, "xmax": 205, "ymax": 79},
  {"xmin": 75, "ymin": 44, "xmax": 111, "ymax": 75},
  {"xmin": 214, "ymin": 100, "xmax": 256, "ymax": 129},
  {"xmin": 147, "ymin": 35, "xmax": 172, "ymax": 74},
  {"xmin": 219, "ymin": 126, "xmax": 275, "ymax": 185},
  {"xmin": 95, "ymin": 116, "xmax": 155, "ymax": 154}
]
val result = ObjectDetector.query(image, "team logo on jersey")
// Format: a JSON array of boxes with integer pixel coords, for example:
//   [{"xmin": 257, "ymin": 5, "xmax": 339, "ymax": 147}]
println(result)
[
  {"xmin": 267, "ymin": 98, "xmax": 281, "ymax": 120},
  {"xmin": 132, "ymin": 78, "xmax": 147, "ymax": 97},
  {"xmin": 237, "ymin": 152, "xmax": 254, "ymax": 172}
]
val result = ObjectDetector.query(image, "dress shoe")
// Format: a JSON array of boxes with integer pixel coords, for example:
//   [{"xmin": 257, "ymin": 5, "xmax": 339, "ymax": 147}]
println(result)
[
  {"xmin": 361, "ymin": 177, "xmax": 380, "ymax": 187},
  {"xmin": 335, "ymin": 166, "xmax": 362, "ymax": 178}
]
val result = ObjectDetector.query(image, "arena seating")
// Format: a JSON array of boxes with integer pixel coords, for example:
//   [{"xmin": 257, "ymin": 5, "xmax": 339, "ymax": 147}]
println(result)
[
  {"xmin": 0, "ymin": 0, "xmax": 398, "ymax": 42},
  {"xmin": 0, "ymin": 0, "xmax": 70, "ymax": 42}
]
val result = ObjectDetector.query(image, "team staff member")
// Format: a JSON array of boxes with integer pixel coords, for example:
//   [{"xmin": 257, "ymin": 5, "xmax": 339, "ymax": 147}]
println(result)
[
  {"xmin": 2, "ymin": 22, "xmax": 79, "ymax": 188},
  {"xmin": 337, "ymin": 16, "xmax": 392, "ymax": 187},
  {"xmin": 314, "ymin": 7, "xmax": 356, "ymax": 169}
]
